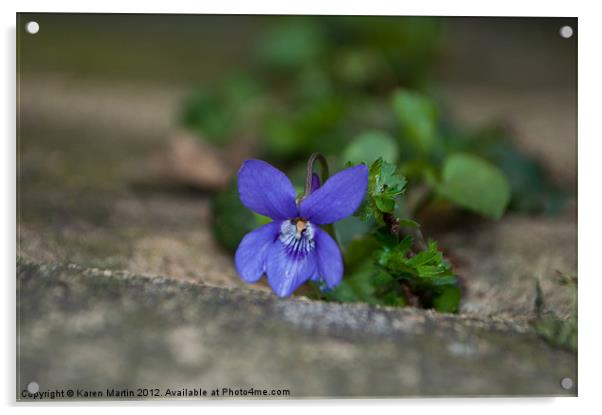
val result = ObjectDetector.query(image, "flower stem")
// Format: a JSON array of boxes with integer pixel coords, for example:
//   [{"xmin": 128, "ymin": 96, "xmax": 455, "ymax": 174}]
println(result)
[
  {"xmin": 303, "ymin": 152, "xmax": 337, "ymax": 241},
  {"xmin": 303, "ymin": 152, "xmax": 329, "ymax": 198}
]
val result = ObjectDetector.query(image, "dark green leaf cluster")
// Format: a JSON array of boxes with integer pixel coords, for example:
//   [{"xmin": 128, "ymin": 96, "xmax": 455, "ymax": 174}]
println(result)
[
  {"xmin": 323, "ymin": 232, "xmax": 461, "ymax": 313},
  {"xmin": 374, "ymin": 233, "xmax": 460, "ymax": 313},
  {"xmin": 322, "ymin": 158, "xmax": 461, "ymax": 313}
]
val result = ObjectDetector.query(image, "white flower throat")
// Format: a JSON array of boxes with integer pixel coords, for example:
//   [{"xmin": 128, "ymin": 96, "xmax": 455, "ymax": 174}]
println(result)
[{"xmin": 279, "ymin": 218, "xmax": 315, "ymax": 256}]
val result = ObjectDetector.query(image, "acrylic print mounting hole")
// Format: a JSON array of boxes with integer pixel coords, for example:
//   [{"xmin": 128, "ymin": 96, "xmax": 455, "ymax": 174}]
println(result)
[
  {"xmin": 559, "ymin": 25, "xmax": 573, "ymax": 38},
  {"xmin": 25, "ymin": 21, "xmax": 39, "ymax": 34},
  {"xmin": 27, "ymin": 381, "xmax": 39, "ymax": 394},
  {"xmin": 560, "ymin": 377, "xmax": 574, "ymax": 390}
]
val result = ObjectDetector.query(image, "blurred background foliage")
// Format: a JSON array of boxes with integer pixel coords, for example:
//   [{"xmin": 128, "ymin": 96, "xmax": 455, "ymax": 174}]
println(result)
[
  {"xmin": 180, "ymin": 16, "xmax": 570, "ymax": 311},
  {"xmin": 197, "ymin": 17, "xmax": 567, "ymax": 242}
]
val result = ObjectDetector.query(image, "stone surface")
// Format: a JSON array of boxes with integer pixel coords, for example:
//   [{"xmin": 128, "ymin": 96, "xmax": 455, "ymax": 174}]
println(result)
[
  {"xmin": 16, "ymin": 73, "xmax": 577, "ymax": 399},
  {"xmin": 439, "ymin": 214, "xmax": 577, "ymax": 319},
  {"xmin": 17, "ymin": 260, "xmax": 576, "ymax": 399}
]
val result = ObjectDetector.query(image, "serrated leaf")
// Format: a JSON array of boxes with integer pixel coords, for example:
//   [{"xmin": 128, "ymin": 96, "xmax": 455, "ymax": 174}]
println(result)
[
  {"xmin": 437, "ymin": 153, "xmax": 511, "ymax": 220},
  {"xmin": 358, "ymin": 158, "xmax": 407, "ymax": 223},
  {"xmin": 406, "ymin": 249, "xmax": 441, "ymax": 267},
  {"xmin": 416, "ymin": 265, "xmax": 449, "ymax": 278}
]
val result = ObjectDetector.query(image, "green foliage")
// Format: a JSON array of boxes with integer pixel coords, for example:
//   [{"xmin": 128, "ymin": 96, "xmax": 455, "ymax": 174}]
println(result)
[
  {"xmin": 357, "ymin": 158, "xmax": 407, "ymax": 223},
  {"xmin": 186, "ymin": 17, "xmax": 567, "ymax": 226},
  {"xmin": 180, "ymin": 74, "xmax": 263, "ymax": 145},
  {"xmin": 262, "ymin": 96, "xmax": 347, "ymax": 160},
  {"xmin": 322, "ymin": 261, "xmax": 382, "ymax": 305},
  {"xmin": 437, "ymin": 153, "xmax": 511, "ymax": 219},
  {"xmin": 433, "ymin": 285, "xmax": 462, "ymax": 313},
  {"xmin": 325, "ymin": 16, "xmax": 442, "ymax": 88},
  {"xmin": 343, "ymin": 131, "xmax": 399, "ymax": 165},
  {"xmin": 376, "ymin": 234, "xmax": 454, "ymax": 280},
  {"xmin": 180, "ymin": 88, "xmax": 235, "ymax": 144},
  {"xmin": 375, "ymin": 234, "xmax": 460, "ymax": 312},
  {"xmin": 473, "ymin": 125, "xmax": 568, "ymax": 215},
  {"xmin": 341, "ymin": 235, "xmax": 378, "ymax": 273},
  {"xmin": 325, "ymin": 159, "xmax": 461, "ymax": 313},
  {"xmin": 325, "ymin": 231, "xmax": 460, "ymax": 312},
  {"xmin": 392, "ymin": 89, "xmax": 438, "ymax": 155}
]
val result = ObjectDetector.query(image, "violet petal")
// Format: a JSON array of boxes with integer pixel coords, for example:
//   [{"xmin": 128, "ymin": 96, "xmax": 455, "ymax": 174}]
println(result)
[
  {"xmin": 299, "ymin": 164, "xmax": 368, "ymax": 225},
  {"xmin": 314, "ymin": 227, "xmax": 343, "ymax": 288},
  {"xmin": 238, "ymin": 159, "xmax": 298, "ymax": 220},
  {"xmin": 235, "ymin": 221, "xmax": 281, "ymax": 282},
  {"xmin": 266, "ymin": 240, "xmax": 317, "ymax": 297}
]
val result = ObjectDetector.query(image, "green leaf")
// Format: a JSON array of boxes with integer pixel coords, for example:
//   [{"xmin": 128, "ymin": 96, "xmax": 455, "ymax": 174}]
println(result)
[
  {"xmin": 406, "ymin": 249, "xmax": 441, "ymax": 267},
  {"xmin": 392, "ymin": 89, "xmax": 438, "ymax": 154},
  {"xmin": 323, "ymin": 261, "xmax": 380, "ymax": 305},
  {"xmin": 342, "ymin": 235, "xmax": 379, "ymax": 274},
  {"xmin": 437, "ymin": 153, "xmax": 511, "ymax": 219},
  {"xmin": 430, "ymin": 276, "xmax": 459, "ymax": 286},
  {"xmin": 373, "ymin": 271, "xmax": 394, "ymax": 286},
  {"xmin": 471, "ymin": 124, "xmax": 568, "ymax": 215},
  {"xmin": 357, "ymin": 158, "xmax": 407, "ymax": 223},
  {"xmin": 334, "ymin": 216, "xmax": 371, "ymax": 248},
  {"xmin": 374, "ymin": 196, "xmax": 395, "ymax": 213},
  {"xmin": 415, "ymin": 265, "xmax": 449, "ymax": 278},
  {"xmin": 433, "ymin": 285, "xmax": 461, "ymax": 313},
  {"xmin": 398, "ymin": 218, "xmax": 421, "ymax": 228},
  {"xmin": 343, "ymin": 130, "xmax": 399, "ymax": 165},
  {"xmin": 382, "ymin": 291, "xmax": 407, "ymax": 307}
]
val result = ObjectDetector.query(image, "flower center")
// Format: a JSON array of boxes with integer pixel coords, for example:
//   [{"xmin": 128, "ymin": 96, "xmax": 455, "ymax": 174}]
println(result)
[
  {"xmin": 279, "ymin": 218, "xmax": 315, "ymax": 257},
  {"xmin": 294, "ymin": 218, "xmax": 308, "ymax": 240}
]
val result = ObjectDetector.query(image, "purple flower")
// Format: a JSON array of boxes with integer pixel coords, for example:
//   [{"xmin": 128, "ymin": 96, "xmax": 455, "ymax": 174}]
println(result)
[{"xmin": 234, "ymin": 159, "xmax": 368, "ymax": 297}]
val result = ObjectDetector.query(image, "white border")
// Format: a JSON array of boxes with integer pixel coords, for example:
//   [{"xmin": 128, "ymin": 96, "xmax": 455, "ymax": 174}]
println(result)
[
  {"xmin": 4, "ymin": 0, "xmax": 583, "ymax": 16},
  {"xmin": 3, "ymin": 0, "xmax": 599, "ymax": 414}
]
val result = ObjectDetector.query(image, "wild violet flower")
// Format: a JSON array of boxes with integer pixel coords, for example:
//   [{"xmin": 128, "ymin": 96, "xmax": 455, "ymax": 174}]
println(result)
[{"xmin": 235, "ymin": 158, "xmax": 368, "ymax": 297}]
